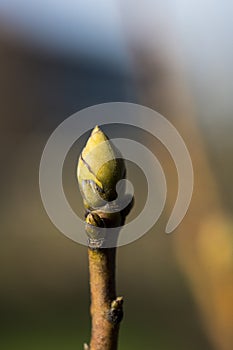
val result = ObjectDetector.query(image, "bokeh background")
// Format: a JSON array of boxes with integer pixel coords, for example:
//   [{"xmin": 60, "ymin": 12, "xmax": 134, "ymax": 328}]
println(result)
[{"xmin": 0, "ymin": 1, "xmax": 233, "ymax": 349}]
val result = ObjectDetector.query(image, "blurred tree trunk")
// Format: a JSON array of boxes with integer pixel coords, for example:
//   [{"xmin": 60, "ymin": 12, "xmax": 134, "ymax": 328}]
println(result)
[{"xmin": 131, "ymin": 48, "xmax": 233, "ymax": 350}]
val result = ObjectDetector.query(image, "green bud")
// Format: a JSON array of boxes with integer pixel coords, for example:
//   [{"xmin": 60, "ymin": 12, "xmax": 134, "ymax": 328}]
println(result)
[{"xmin": 77, "ymin": 126, "xmax": 125, "ymax": 209}]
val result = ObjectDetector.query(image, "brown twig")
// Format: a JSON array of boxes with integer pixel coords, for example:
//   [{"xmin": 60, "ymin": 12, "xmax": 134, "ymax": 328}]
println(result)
[
  {"xmin": 87, "ymin": 246, "xmax": 123, "ymax": 350},
  {"xmin": 78, "ymin": 126, "xmax": 132, "ymax": 349},
  {"xmin": 82, "ymin": 209, "xmax": 127, "ymax": 350}
]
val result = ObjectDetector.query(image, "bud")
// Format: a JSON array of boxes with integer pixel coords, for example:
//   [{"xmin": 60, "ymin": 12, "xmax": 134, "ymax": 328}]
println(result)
[{"xmin": 77, "ymin": 126, "xmax": 126, "ymax": 210}]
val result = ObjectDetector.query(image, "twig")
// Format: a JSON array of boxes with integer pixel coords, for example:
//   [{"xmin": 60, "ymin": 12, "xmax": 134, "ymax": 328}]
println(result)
[
  {"xmin": 87, "ymin": 246, "xmax": 123, "ymax": 350},
  {"xmin": 77, "ymin": 126, "xmax": 131, "ymax": 350}
]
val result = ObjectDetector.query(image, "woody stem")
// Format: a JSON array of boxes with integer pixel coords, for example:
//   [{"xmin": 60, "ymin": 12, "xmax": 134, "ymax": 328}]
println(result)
[{"xmin": 87, "ymin": 247, "xmax": 122, "ymax": 350}]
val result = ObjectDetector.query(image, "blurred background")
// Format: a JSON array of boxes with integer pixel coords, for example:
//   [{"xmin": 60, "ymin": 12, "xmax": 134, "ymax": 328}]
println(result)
[{"xmin": 0, "ymin": 1, "xmax": 233, "ymax": 349}]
